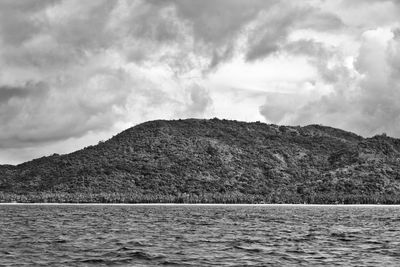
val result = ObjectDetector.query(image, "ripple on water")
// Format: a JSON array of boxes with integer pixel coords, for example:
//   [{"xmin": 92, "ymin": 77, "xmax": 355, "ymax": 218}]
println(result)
[{"xmin": 1, "ymin": 205, "xmax": 400, "ymax": 266}]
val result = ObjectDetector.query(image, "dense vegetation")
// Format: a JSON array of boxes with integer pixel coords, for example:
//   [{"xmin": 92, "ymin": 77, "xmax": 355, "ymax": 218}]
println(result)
[{"xmin": 1, "ymin": 118, "xmax": 400, "ymax": 203}]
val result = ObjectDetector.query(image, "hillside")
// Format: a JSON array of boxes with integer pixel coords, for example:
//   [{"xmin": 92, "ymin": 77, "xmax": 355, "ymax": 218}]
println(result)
[{"xmin": 1, "ymin": 118, "xmax": 400, "ymax": 203}]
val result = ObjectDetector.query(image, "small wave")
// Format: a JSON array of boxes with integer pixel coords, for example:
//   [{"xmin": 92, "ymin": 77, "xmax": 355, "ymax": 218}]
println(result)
[
  {"xmin": 233, "ymin": 245, "xmax": 264, "ymax": 252},
  {"xmin": 78, "ymin": 250, "xmax": 165, "ymax": 265},
  {"xmin": 79, "ymin": 258, "xmax": 107, "ymax": 264},
  {"xmin": 117, "ymin": 240, "xmax": 146, "ymax": 247},
  {"xmin": 365, "ymin": 240, "xmax": 383, "ymax": 245},
  {"xmin": 161, "ymin": 260, "xmax": 186, "ymax": 265},
  {"xmin": 330, "ymin": 232, "xmax": 357, "ymax": 242},
  {"xmin": 78, "ymin": 256, "xmax": 138, "ymax": 265},
  {"xmin": 330, "ymin": 232, "xmax": 346, "ymax": 238},
  {"xmin": 54, "ymin": 239, "xmax": 67, "ymax": 243},
  {"xmin": 127, "ymin": 251, "xmax": 166, "ymax": 260},
  {"xmin": 286, "ymin": 249, "xmax": 307, "ymax": 255},
  {"xmin": 117, "ymin": 246, "xmax": 134, "ymax": 251}
]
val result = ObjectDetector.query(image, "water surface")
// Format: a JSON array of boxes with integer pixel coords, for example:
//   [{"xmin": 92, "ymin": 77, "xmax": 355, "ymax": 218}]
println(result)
[{"xmin": 1, "ymin": 204, "xmax": 399, "ymax": 266}]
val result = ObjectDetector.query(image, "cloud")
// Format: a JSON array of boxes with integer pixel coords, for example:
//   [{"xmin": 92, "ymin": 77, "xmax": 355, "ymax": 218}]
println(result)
[
  {"xmin": 158, "ymin": 0, "xmax": 264, "ymax": 44},
  {"xmin": 0, "ymin": 66, "xmax": 137, "ymax": 148},
  {"xmin": 0, "ymin": 82, "xmax": 49, "ymax": 131},
  {"xmin": 184, "ymin": 84, "xmax": 213, "ymax": 116},
  {"xmin": 0, "ymin": 0, "xmax": 399, "ymax": 163},
  {"xmin": 0, "ymin": 82, "xmax": 48, "ymax": 104},
  {"xmin": 260, "ymin": 27, "xmax": 400, "ymax": 137},
  {"xmin": 259, "ymin": 92, "xmax": 311, "ymax": 123},
  {"xmin": 245, "ymin": 3, "xmax": 344, "ymax": 61},
  {"xmin": 0, "ymin": 0, "xmax": 60, "ymax": 46}
]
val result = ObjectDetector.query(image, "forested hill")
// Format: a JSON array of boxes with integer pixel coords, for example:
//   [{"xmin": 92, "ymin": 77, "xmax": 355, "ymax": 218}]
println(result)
[{"xmin": 1, "ymin": 118, "xmax": 400, "ymax": 203}]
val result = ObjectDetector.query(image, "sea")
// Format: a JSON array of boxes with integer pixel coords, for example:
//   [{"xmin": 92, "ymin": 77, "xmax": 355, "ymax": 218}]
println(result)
[{"xmin": 1, "ymin": 204, "xmax": 399, "ymax": 266}]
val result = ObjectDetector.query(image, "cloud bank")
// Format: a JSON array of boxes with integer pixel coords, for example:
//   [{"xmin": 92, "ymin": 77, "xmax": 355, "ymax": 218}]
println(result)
[{"xmin": 0, "ymin": 0, "xmax": 400, "ymax": 163}]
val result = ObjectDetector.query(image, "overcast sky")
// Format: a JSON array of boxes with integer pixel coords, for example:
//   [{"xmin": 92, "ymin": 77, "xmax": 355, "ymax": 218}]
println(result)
[{"xmin": 1, "ymin": 0, "xmax": 400, "ymax": 164}]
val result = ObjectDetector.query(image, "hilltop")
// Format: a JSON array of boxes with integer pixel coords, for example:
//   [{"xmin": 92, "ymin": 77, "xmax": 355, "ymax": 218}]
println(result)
[{"xmin": 1, "ymin": 118, "xmax": 400, "ymax": 203}]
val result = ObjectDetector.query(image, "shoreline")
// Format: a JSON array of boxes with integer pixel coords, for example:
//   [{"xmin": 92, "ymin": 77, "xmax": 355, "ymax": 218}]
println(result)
[{"xmin": 1, "ymin": 203, "xmax": 400, "ymax": 207}]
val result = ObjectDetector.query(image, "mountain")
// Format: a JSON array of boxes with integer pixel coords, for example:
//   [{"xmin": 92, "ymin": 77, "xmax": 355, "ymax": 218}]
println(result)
[{"xmin": 1, "ymin": 118, "xmax": 400, "ymax": 203}]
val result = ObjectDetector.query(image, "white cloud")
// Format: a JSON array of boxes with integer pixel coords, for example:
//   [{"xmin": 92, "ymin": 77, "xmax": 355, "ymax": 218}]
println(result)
[{"xmin": 272, "ymin": 27, "xmax": 400, "ymax": 137}]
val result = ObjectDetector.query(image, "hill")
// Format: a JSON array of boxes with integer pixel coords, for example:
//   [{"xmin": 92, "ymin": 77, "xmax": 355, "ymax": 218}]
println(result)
[{"xmin": 1, "ymin": 118, "xmax": 400, "ymax": 203}]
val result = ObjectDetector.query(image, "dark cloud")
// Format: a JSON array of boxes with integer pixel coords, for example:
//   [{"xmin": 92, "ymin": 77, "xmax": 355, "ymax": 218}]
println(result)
[
  {"xmin": 0, "ymin": 0, "xmax": 60, "ymax": 45},
  {"xmin": 161, "ymin": 0, "xmax": 275, "ymax": 44},
  {"xmin": 245, "ymin": 6, "xmax": 305, "ymax": 61},
  {"xmin": 245, "ymin": 4, "xmax": 344, "ymax": 61},
  {"xmin": 1, "ymin": 1, "xmax": 117, "ymax": 72},
  {"xmin": 340, "ymin": 0, "xmax": 393, "ymax": 6},
  {"xmin": 0, "ymin": 82, "xmax": 47, "ymax": 104},
  {"xmin": 284, "ymin": 39, "xmax": 349, "ymax": 84},
  {"xmin": 0, "ymin": 82, "xmax": 49, "ymax": 127},
  {"xmin": 142, "ymin": 0, "xmax": 343, "ymax": 68},
  {"xmin": 246, "ymin": 38, "xmax": 281, "ymax": 62},
  {"xmin": 298, "ymin": 12, "xmax": 344, "ymax": 31},
  {"xmin": 0, "ymin": 69, "xmax": 134, "ymax": 148},
  {"xmin": 0, "ymin": 0, "xmax": 345, "ymax": 74},
  {"xmin": 123, "ymin": 2, "xmax": 183, "ymax": 43}
]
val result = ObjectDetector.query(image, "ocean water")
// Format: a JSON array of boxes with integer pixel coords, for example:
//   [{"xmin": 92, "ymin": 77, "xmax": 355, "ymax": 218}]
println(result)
[{"xmin": 1, "ymin": 204, "xmax": 399, "ymax": 266}]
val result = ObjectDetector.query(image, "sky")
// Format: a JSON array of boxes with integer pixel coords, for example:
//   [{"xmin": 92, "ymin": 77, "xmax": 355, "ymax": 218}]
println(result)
[{"xmin": 1, "ymin": 0, "xmax": 400, "ymax": 164}]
